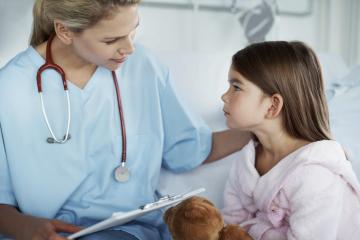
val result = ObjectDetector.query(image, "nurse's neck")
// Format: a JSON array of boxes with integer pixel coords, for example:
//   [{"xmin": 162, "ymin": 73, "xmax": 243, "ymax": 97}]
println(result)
[{"xmin": 35, "ymin": 36, "xmax": 97, "ymax": 89}]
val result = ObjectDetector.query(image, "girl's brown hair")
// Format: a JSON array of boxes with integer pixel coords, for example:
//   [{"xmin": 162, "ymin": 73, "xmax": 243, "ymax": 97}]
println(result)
[
  {"xmin": 30, "ymin": 0, "xmax": 141, "ymax": 46},
  {"xmin": 232, "ymin": 41, "xmax": 331, "ymax": 142}
]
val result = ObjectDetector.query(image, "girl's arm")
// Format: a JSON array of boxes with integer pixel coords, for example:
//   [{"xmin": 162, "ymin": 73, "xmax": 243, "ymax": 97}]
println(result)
[
  {"xmin": 221, "ymin": 154, "xmax": 254, "ymax": 225},
  {"xmin": 0, "ymin": 204, "xmax": 80, "ymax": 240},
  {"xmin": 285, "ymin": 165, "xmax": 344, "ymax": 240},
  {"xmin": 203, "ymin": 130, "xmax": 252, "ymax": 164}
]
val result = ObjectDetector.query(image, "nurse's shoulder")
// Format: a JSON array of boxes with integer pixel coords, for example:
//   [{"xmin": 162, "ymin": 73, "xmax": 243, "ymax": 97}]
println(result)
[
  {"xmin": 125, "ymin": 43, "xmax": 170, "ymax": 86},
  {"xmin": 0, "ymin": 47, "xmax": 41, "ymax": 121},
  {"xmin": 0, "ymin": 47, "xmax": 39, "ymax": 93}
]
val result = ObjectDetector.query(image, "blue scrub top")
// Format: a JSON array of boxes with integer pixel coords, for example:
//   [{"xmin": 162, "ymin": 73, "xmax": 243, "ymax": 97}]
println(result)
[{"xmin": 0, "ymin": 44, "xmax": 212, "ymax": 239}]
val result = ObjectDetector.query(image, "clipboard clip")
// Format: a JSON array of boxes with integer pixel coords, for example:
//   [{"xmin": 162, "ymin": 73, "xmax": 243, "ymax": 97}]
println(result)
[
  {"xmin": 138, "ymin": 188, "xmax": 206, "ymax": 210},
  {"xmin": 139, "ymin": 193, "xmax": 183, "ymax": 210}
]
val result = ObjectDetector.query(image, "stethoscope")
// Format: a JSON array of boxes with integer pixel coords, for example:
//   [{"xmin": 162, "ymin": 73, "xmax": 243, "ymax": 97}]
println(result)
[{"xmin": 36, "ymin": 34, "xmax": 130, "ymax": 182}]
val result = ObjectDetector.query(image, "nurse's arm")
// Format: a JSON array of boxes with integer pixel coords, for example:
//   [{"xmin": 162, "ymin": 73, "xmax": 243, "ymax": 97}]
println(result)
[
  {"xmin": 203, "ymin": 130, "xmax": 251, "ymax": 164},
  {"xmin": 0, "ymin": 204, "xmax": 29, "ymax": 239},
  {"xmin": 0, "ymin": 204, "xmax": 80, "ymax": 239}
]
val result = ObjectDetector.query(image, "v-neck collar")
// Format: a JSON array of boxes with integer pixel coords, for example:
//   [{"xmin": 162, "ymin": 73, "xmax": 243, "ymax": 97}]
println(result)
[
  {"xmin": 246, "ymin": 140, "xmax": 325, "ymax": 210},
  {"xmin": 66, "ymin": 67, "xmax": 101, "ymax": 94},
  {"xmin": 248, "ymin": 140, "xmax": 315, "ymax": 179},
  {"xmin": 28, "ymin": 46, "xmax": 103, "ymax": 94}
]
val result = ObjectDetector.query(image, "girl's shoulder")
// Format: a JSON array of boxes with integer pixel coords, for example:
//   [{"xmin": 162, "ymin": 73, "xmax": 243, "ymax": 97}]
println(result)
[
  {"xmin": 284, "ymin": 140, "xmax": 360, "ymax": 196},
  {"xmin": 300, "ymin": 140, "xmax": 347, "ymax": 163},
  {"xmin": 280, "ymin": 140, "xmax": 348, "ymax": 178}
]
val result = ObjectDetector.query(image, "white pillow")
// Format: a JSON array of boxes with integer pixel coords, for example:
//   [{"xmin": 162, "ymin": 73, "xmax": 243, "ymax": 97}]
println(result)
[
  {"xmin": 317, "ymin": 52, "xmax": 350, "ymax": 88},
  {"xmin": 156, "ymin": 51, "xmax": 232, "ymax": 131},
  {"xmin": 328, "ymin": 66, "xmax": 360, "ymax": 179},
  {"xmin": 158, "ymin": 150, "xmax": 245, "ymax": 208}
]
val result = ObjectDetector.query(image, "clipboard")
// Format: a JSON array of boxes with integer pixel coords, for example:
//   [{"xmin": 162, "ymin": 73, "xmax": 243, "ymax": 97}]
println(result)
[{"xmin": 68, "ymin": 188, "xmax": 205, "ymax": 239}]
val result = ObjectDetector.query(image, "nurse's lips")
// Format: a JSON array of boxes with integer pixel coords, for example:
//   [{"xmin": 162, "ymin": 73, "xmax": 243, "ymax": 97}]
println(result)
[
  {"xmin": 223, "ymin": 109, "xmax": 230, "ymax": 116},
  {"xmin": 112, "ymin": 57, "xmax": 127, "ymax": 63}
]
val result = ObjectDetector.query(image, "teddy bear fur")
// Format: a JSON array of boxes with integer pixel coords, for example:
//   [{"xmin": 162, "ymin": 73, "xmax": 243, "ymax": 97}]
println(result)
[{"xmin": 164, "ymin": 196, "xmax": 252, "ymax": 240}]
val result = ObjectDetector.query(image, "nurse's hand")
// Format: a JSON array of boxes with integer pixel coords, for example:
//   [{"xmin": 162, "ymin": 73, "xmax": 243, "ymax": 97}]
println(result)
[{"xmin": 21, "ymin": 217, "xmax": 81, "ymax": 240}]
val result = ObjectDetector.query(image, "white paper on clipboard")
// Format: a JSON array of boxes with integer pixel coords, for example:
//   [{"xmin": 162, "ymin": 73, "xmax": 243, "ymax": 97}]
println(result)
[{"xmin": 68, "ymin": 188, "xmax": 205, "ymax": 239}]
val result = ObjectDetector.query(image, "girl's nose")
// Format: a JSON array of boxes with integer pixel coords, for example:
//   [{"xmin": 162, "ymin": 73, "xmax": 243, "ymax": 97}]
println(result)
[{"xmin": 221, "ymin": 90, "xmax": 229, "ymax": 103}]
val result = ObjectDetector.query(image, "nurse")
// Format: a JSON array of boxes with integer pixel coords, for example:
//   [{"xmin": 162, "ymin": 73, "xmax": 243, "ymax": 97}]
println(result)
[{"xmin": 0, "ymin": 0, "xmax": 250, "ymax": 239}]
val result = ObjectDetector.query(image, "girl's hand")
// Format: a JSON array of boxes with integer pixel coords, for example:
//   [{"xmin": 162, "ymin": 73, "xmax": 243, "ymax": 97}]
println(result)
[{"xmin": 20, "ymin": 217, "xmax": 81, "ymax": 240}]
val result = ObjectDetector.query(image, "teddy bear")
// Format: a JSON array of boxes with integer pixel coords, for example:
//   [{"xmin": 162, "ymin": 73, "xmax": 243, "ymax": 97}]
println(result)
[{"xmin": 164, "ymin": 196, "xmax": 253, "ymax": 240}]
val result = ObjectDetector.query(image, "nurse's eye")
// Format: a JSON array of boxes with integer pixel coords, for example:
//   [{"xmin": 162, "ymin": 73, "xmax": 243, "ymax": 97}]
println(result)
[
  {"xmin": 129, "ymin": 30, "xmax": 137, "ymax": 40},
  {"xmin": 104, "ymin": 39, "xmax": 118, "ymax": 45}
]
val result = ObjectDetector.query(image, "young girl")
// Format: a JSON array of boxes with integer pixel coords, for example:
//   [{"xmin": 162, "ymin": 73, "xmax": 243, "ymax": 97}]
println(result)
[
  {"xmin": 221, "ymin": 41, "xmax": 360, "ymax": 239},
  {"xmin": 0, "ymin": 0, "xmax": 251, "ymax": 239}
]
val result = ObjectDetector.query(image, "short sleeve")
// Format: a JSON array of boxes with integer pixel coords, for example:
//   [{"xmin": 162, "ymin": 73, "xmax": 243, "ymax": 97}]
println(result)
[
  {"xmin": 0, "ymin": 123, "xmax": 16, "ymax": 206},
  {"xmin": 160, "ymin": 70, "xmax": 212, "ymax": 172}
]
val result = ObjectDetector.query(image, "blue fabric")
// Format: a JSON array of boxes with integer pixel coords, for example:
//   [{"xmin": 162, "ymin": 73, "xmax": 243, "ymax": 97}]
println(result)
[
  {"xmin": 77, "ymin": 230, "xmax": 139, "ymax": 240},
  {"xmin": 0, "ymin": 44, "xmax": 212, "ymax": 239}
]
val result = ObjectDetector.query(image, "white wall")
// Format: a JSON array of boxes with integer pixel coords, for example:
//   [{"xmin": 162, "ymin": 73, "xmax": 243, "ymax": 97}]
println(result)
[
  {"xmin": 0, "ymin": 0, "xmax": 33, "ymax": 67},
  {"xmin": 136, "ymin": 0, "xmax": 360, "ymax": 65},
  {"xmin": 1, "ymin": 0, "xmax": 358, "ymax": 67},
  {"xmin": 322, "ymin": 0, "xmax": 360, "ymax": 65}
]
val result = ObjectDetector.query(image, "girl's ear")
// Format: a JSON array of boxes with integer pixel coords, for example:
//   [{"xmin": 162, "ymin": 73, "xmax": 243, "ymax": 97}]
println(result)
[
  {"xmin": 54, "ymin": 20, "xmax": 75, "ymax": 45},
  {"xmin": 265, "ymin": 93, "xmax": 283, "ymax": 119}
]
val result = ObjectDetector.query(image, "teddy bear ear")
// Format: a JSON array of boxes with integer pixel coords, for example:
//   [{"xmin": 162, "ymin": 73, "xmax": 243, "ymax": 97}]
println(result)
[
  {"xmin": 163, "ymin": 207, "xmax": 174, "ymax": 224},
  {"xmin": 183, "ymin": 205, "xmax": 208, "ymax": 222}
]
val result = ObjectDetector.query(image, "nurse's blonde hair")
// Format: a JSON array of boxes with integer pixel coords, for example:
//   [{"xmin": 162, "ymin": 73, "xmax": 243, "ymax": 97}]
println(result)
[
  {"xmin": 232, "ymin": 41, "xmax": 332, "ymax": 142},
  {"xmin": 30, "ymin": 0, "xmax": 140, "ymax": 46}
]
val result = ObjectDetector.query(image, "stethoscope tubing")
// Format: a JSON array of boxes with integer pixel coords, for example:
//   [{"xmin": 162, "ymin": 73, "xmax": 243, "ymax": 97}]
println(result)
[
  {"xmin": 36, "ymin": 34, "xmax": 127, "ymax": 167},
  {"xmin": 39, "ymin": 90, "xmax": 71, "ymax": 144},
  {"xmin": 112, "ymin": 71, "xmax": 127, "ymax": 163}
]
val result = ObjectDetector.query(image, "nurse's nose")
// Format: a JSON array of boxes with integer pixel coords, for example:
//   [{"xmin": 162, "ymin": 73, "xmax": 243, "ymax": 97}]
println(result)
[{"xmin": 118, "ymin": 35, "xmax": 135, "ymax": 56}]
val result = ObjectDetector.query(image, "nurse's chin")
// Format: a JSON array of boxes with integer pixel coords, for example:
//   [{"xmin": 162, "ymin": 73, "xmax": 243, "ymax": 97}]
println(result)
[{"xmin": 105, "ymin": 62, "xmax": 124, "ymax": 71}]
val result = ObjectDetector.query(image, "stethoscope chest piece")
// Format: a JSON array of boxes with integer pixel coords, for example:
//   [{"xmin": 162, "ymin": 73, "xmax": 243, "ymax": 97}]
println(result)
[{"xmin": 114, "ymin": 163, "xmax": 130, "ymax": 182}]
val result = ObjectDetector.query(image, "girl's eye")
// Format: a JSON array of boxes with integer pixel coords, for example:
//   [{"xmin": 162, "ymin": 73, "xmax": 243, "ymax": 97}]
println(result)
[{"xmin": 232, "ymin": 85, "xmax": 241, "ymax": 91}]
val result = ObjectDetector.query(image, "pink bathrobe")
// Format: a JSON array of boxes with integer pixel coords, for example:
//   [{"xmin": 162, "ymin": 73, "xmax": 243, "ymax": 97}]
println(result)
[{"xmin": 222, "ymin": 140, "xmax": 360, "ymax": 240}]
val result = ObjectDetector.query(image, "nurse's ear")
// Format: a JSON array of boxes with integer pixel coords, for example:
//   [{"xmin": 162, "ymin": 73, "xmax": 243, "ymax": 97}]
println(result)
[{"xmin": 54, "ymin": 20, "xmax": 74, "ymax": 45}]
